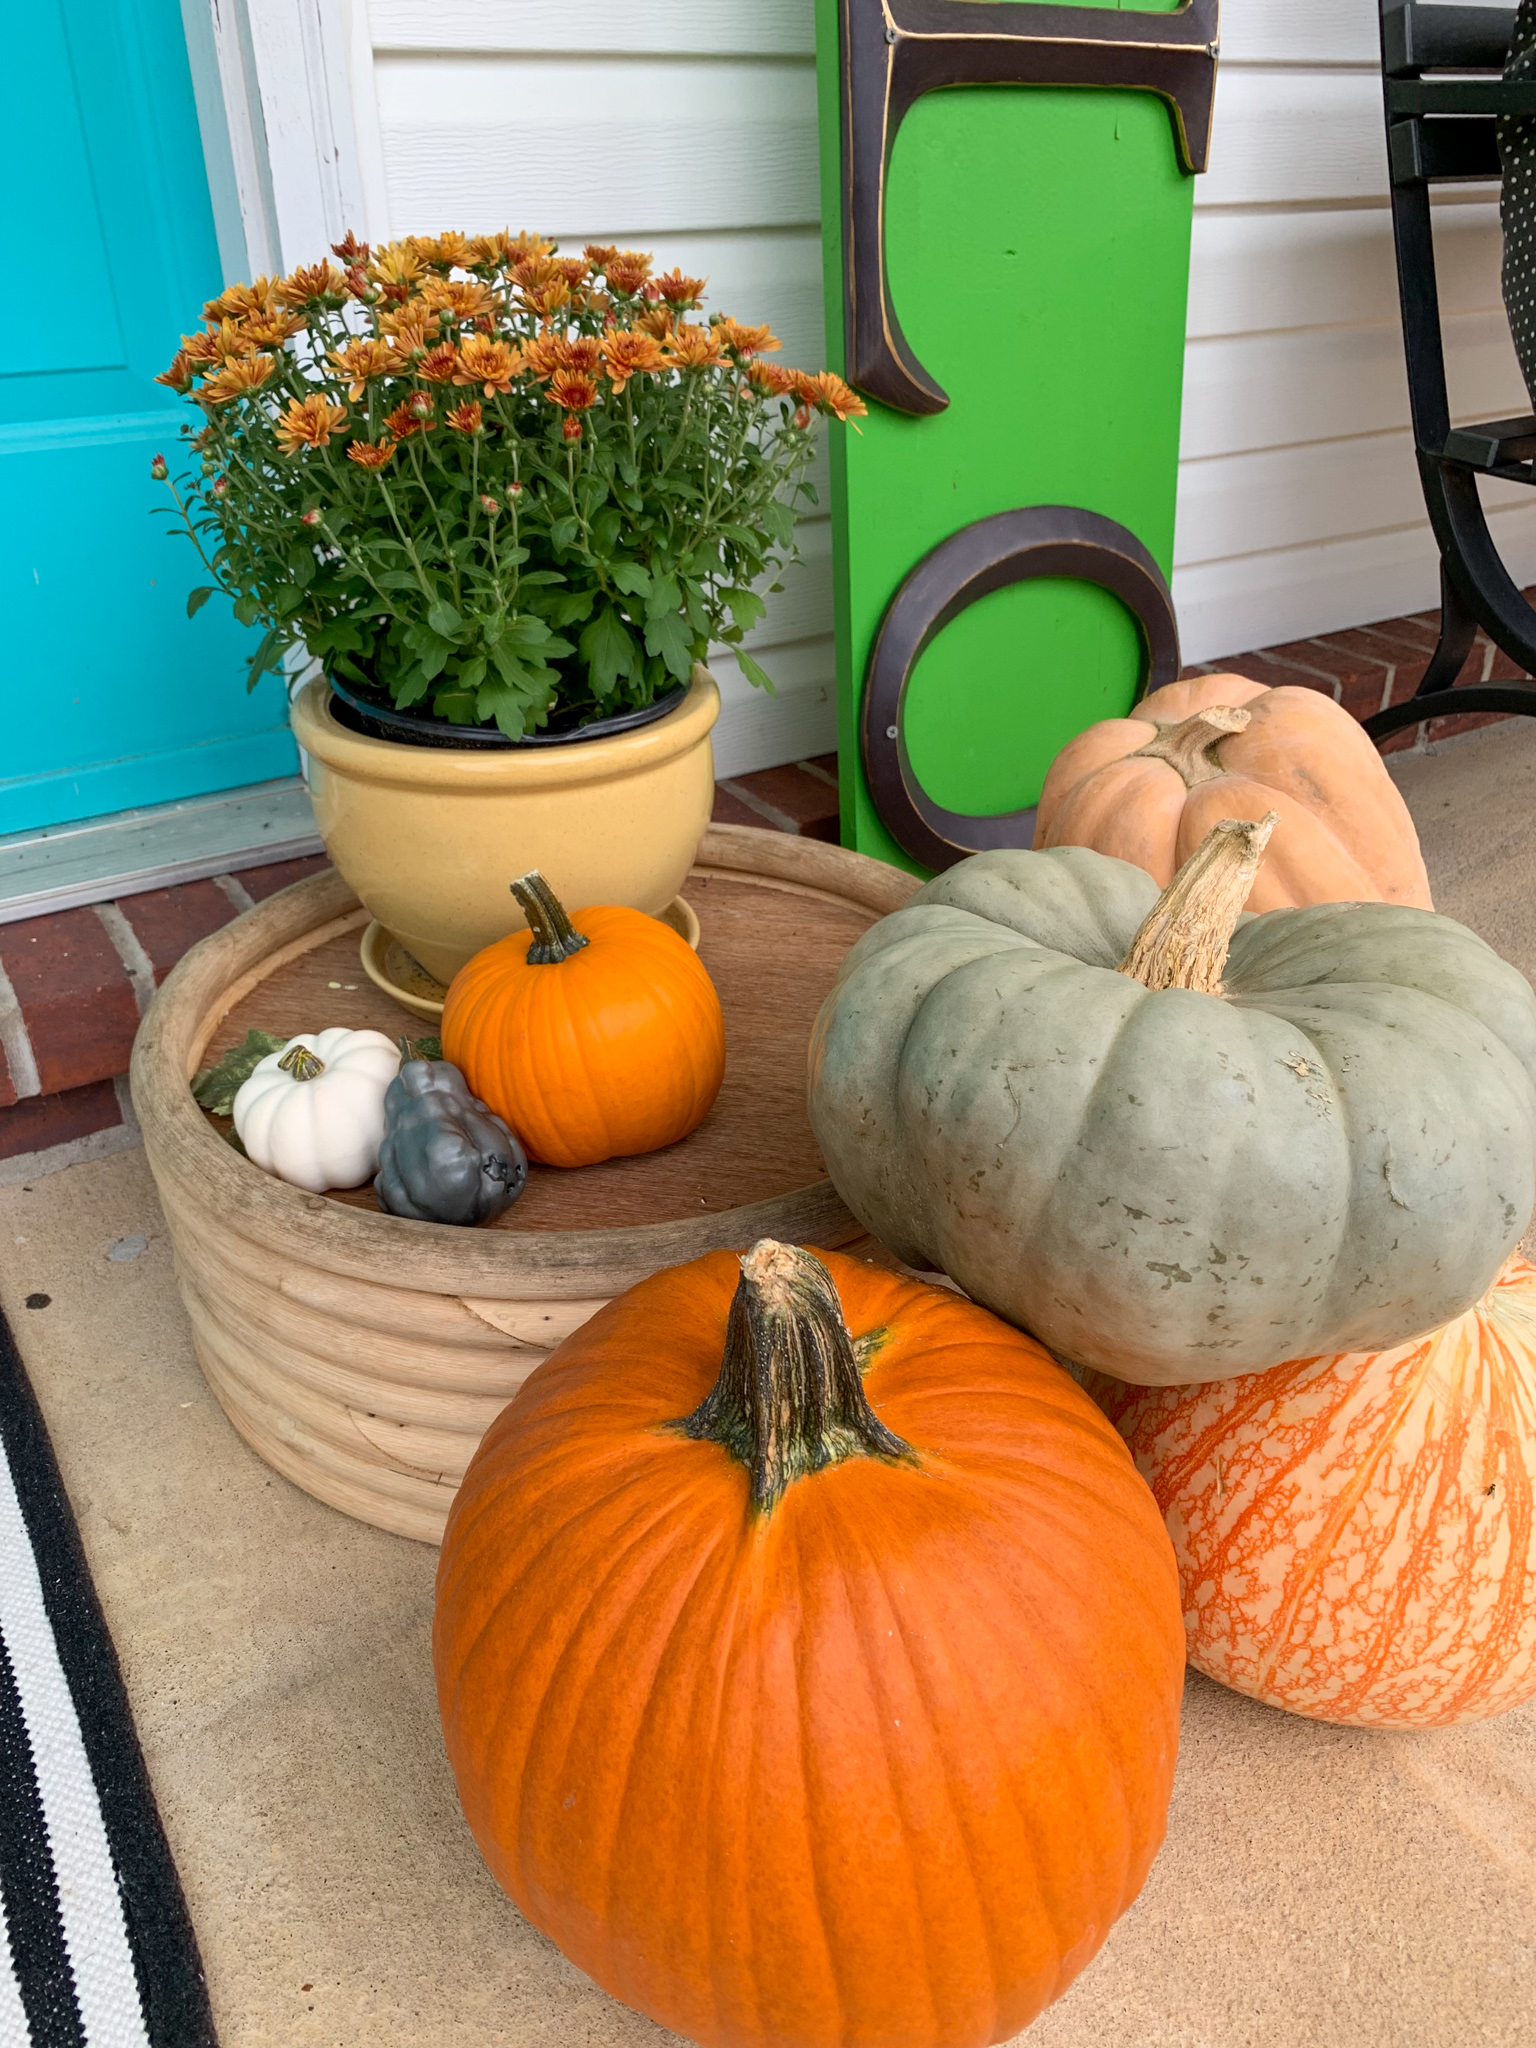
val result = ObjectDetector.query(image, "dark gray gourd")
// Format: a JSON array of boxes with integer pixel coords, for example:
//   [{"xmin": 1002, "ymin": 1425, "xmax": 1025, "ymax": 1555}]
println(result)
[{"xmin": 375, "ymin": 1048, "xmax": 528, "ymax": 1225}]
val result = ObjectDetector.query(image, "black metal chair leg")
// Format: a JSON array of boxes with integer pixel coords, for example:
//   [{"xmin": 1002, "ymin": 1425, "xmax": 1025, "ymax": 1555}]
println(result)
[
  {"xmin": 1417, "ymin": 558, "xmax": 1481, "ymax": 696},
  {"xmin": 1365, "ymin": 463, "xmax": 1536, "ymax": 741}
]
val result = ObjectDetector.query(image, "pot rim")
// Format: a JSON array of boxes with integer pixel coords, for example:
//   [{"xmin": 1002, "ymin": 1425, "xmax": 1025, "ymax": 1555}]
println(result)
[
  {"xmin": 327, "ymin": 673, "xmax": 689, "ymax": 749},
  {"xmin": 292, "ymin": 664, "xmax": 720, "ymax": 792}
]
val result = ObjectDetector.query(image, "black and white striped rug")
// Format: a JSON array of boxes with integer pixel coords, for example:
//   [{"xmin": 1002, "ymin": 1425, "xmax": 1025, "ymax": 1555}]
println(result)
[{"xmin": 0, "ymin": 1307, "xmax": 216, "ymax": 2047}]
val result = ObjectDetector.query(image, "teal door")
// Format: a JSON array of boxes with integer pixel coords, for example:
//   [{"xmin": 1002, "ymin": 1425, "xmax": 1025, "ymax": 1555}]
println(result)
[{"xmin": 1, "ymin": 0, "xmax": 298, "ymax": 835}]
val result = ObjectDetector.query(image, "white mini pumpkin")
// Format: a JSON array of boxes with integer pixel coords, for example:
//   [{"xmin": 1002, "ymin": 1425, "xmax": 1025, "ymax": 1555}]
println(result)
[{"xmin": 232, "ymin": 1028, "xmax": 401, "ymax": 1191}]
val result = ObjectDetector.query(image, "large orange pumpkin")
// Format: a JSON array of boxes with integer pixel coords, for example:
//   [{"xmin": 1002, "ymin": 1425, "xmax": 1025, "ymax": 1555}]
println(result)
[
  {"xmin": 435, "ymin": 1242, "xmax": 1185, "ymax": 2048},
  {"xmin": 1088, "ymin": 1256, "xmax": 1536, "ymax": 1729},
  {"xmin": 1034, "ymin": 674, "xmax": 1432, "ymax": 912},
  {"xmin": 441, "ymin": 869, "xmax": 725, "ymax": 1168}
]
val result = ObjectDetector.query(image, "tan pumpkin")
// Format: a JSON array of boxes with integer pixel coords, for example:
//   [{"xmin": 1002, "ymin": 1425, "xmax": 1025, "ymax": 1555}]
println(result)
[
  {"xmin": 1087, "ymin": 1257, "xmax": 1536, "ymax": 1729},
  {"xmin": 1034, "ymin": 674, "xmax": 1432, "ymax": 912}
]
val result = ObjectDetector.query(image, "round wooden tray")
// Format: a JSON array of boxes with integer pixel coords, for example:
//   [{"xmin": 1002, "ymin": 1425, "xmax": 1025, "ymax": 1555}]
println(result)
[{"xmin": 131, "ymin": 824, "xmax": 918, "ymax": 1542}]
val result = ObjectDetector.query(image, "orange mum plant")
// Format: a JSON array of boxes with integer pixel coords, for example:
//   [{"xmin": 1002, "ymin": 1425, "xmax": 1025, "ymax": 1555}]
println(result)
[{"xmin": 152, "ymin": 232, "xmax": 865, "ymax": 737}]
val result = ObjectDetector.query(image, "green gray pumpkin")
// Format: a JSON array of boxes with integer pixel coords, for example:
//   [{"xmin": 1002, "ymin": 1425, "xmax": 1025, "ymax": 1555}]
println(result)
[
  {"xmin": 375, "ymin": 1054, "xmax": 527, "ymax": 1226},
  {"xmin": 808, "ymin": 829, "xmax": 1536, "ymax": 1385}
]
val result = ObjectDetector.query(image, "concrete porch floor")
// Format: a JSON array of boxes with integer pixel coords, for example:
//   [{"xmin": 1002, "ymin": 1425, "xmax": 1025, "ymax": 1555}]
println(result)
[{"xmin": 3, "ymin": 718, "xmax": 1536, "ymax": 2046}]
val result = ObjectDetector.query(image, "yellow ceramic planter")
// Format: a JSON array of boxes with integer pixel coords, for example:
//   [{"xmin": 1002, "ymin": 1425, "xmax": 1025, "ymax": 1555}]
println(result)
[{"xmin": 291, "ymin": 668, "xmax": 720, "ymax": 982}]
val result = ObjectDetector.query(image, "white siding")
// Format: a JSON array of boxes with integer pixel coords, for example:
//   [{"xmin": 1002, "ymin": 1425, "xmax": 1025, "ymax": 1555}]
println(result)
[{"xmin": 340, "ymin": 0, "xmax": 1532, "ymax": 767}]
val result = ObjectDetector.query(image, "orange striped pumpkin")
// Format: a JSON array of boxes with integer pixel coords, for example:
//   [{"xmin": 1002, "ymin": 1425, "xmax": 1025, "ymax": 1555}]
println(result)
[{"xmin": 1088, "ymin": 1257, "xmax": 1536, "ymax": 1729}]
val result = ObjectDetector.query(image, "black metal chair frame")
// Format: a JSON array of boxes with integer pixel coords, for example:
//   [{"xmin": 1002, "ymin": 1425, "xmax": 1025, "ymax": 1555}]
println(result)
[{"xmin": 1370, "ymin": 0, "xmax": 1536, "ymax": 740}]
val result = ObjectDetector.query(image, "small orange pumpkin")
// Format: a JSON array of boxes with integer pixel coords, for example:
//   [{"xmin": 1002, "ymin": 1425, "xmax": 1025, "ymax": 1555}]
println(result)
[
  {"xmin": 1035, "ymin": 674, "xmax": 1433, "ymax": 912},
  {"xmin": 435, "ymin": 1242, "xmax": 1185, "ymax": 2048},
  {"xmin": 1088, "ymin": 1256, "xmax": 1536, "ymax": 1729},
  {"xmin": 441, "ymin": 870, "xmax": 724, "ymax": 1168}
]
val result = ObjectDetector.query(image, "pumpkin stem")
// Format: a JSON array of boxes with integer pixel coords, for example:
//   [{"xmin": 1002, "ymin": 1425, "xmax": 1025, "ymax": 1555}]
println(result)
[
  {"xmin": 510, "ymin": 870, "xmax": 590, "ymax": 965},
  {"xmin": 1129, "ymin": 704, "xmax": 1251, "ymax": 788},
  {"xmin": 276, "ymin": 1043, "xmax": 325, "ymax": 1081},
  {"xmin": 1119, "ymin": 812, "xmax": 1279, "ymax": 995},
  {"xmin": 676, "ymin": 1241, "xmax": 915, "ymax": 1513}
]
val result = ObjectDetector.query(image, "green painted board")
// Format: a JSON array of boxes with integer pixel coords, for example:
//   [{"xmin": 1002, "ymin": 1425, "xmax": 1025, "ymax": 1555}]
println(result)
[{"xmin": 815, "ymin": 0, "xmax": 1200, "ymax": 873}]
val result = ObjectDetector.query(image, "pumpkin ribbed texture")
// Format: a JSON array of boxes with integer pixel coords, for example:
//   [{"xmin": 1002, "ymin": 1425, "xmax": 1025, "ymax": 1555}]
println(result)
[
  {"xmin": 441, "ymin": 900, "xmax": 725, "ymax": 1168},
  {"xmin": 1035, "ymin": 674, "xmax": 1433, "ymax": 912},
  {"xmin": 434, "ymin": 1247, "xmax": 1185, "ymax": 2048},
  {"xmin": 1089, "ymin": 1256, "xmax": 1536, "ymax": 1729}
]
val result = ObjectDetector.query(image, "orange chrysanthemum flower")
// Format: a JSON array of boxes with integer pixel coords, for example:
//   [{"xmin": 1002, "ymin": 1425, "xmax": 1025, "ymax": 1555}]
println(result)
[
  {"xmin": 327, "ymin": 337, "xmax": 394, "ymax": 399},
  {"xmin": 663, "ymin": 322, "xmax": 725, "ymax": 371},
  {"xmin": 379, "ymin": 300, "xmax": 441, "ymax": 354},
  {"xmin": 466, "ymin": 230, "xmax": 515, "ymax": 270},
  {"xmin": 370, "ymin": 242, "xmax": 425, "ymax": 294},
  {"xmin": 656, "ymin": 268, "xmax": 706, "ymax": 307},
  {"xmin": 187, "ymin": 320, "xmax": 257, "ymax": 364},
  {"xmin": 454, "ymin": 335, "xmax": 523, "ymax": 396},
  {"xmin": 746, "ymin": 360, "xmax": 796, "ymax": 398},
  {"xmin": 180, "ymin": 330, "xmax": 224, "ymax": 366},
  {"xmin": 583, "ymin": 243, "xmax": 621, "ymax": 270},
  {"xmin": 421, "ymin": 277, "xmax": 498, "ymax": 323},
  {"xmin": 445, "ymin": 400, "xmax": 483, "ymax": 433},
  {"xmin": 202, "ymin": 278, "xmax": 277, "ymax": 324},
  {"xmin": 523, "ymin": 281, "xmax": 573, "ymax": 319},
  {"xmin": 546, "ymin": 370, "xmax": 598, "ymax": 411},
  {"xmin": 275, "ymin": 394, "xmax": 349, "ymax": 452},
  {"xmin": 331, "ymin": 230, "xmax": 370, "ymax": 264},
  {"xmin": 275, "ymin": 260, "xmax": 348, "ymax": 308},
  {"xmin": 415, "ymin": 230, "xmax": 471, "ymax": 270},
  {"xmin": 635, "ymin": 305, "xmax": 674, "ymax": 341},
  {"xmin": 553, "ymin": 257, "xmax": 589, "ymax": 289},
  {"xmin": 713, "ymin": 317, "xmax": 780, "ymax": 357},
  {"xmin": 346, "ymin": 437, "xmax": 398, "ymax": 469},
  {"xmin": 564, "ymin": 336, "xmax": 603, "ymax": 375},
  {"xmin": 792, "ymin": 369, "xmax": 868, "ymax": 422},
  {"xmin": 155, "ymin": 350, "xmax": 196, "ymax": 393},
  {"xmin": 562, "ymin": 415, "xmax": 584, "ymax": 441},
  {"xmin": 239, "ymin": 311, "xmax": 305, "ymax": 349},
  {"xmin": 506, "ymin": 231, "xmax": 555, "ymax": 265},
  {"xmin": 199, "ymin": 353, "xmax": 276, "ymax": 403},
  {"xmin": 386, "ymin": 395, "xmax": 434, "ymax": 440},
  {"xmin": 521, "ymin": 332, "xmax": 567, "ymax": 379},
  {"xmin": 416, "ymin": 341, "xmax": 462, "ymax": 384},
  {"xmin": 603, "ymin": 254, "xmax": 652, "ymax": 295},
  {"xmin": 512, "ymin": 255, "xmax": 561, "ymax": 292},
  {"xmin": 601, "ymin": 330, "xmax": 667, "ymax": 392}
]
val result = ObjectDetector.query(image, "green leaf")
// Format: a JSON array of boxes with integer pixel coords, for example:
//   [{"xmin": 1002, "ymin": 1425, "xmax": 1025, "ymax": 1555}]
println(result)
[
  {"xmin": 724, "ymin": 586, "xmax": 767, "ymax": 634},
  {"xmin": 610, "ymin": 561, "xmax": 650, "ymax": 599},
  {"xmin": 186, "ymin": 585, "xmax": 215, "ymax": 619},
  {"xmin": 406, "ymin": 1035, "xmax": 443, "ymax": 1062},
  {"xmin": 550, "ymin": 516, "xmax": 580, "ymax": 551},
  {"xmin": 432, "ymin": 690, "xmax": 479, "ymax": 722},
  {"xmin": 454, "ymin": 654, "xmax": 487, "ymax": 696},
  {"xmin": 191, "ymin": 1029, "xmax": 288, "ymax": 1117},
  {"xmin": 591, "ymin": 508, "xmax": 623, "ymax": 556},
  {"xmin": 477, "ymin": 679, "xmax": 534, "ymax": 738},
  {"xmin": 645, "ymin": 573, "xmax": 681, "ymax": 621},
  {"xmin": 580, "ymin": 605, "xmax": 638, "ymax": 696},
  {"xmin": 244, "ymin": 628, "xmax": 283, "ymax": 693},
  {"xmin": 549, "ymin": 589, "xmax": 596, "ymax": 629},
  {"xmin": 427, "ymin": 599, "xmax": 463, "ymax": 639},
  {"xmin": 735, "ymin": 649, "xmax": 779, "ymax": 697},
  {"xmin": 644, "ymin": 606, "xmax": 696, "ymax": 683}
]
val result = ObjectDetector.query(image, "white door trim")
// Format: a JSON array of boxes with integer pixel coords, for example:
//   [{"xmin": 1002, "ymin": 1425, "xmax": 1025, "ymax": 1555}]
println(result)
[{"xmin": 186, "ymin": 0, "xmax": 385, "ymax": 279}]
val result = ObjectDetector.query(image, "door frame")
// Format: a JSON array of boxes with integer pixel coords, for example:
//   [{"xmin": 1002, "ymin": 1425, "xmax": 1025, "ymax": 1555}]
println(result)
[{"xmin": 183, "ymin": 0, "xmax": 386, "ymax": 280}]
